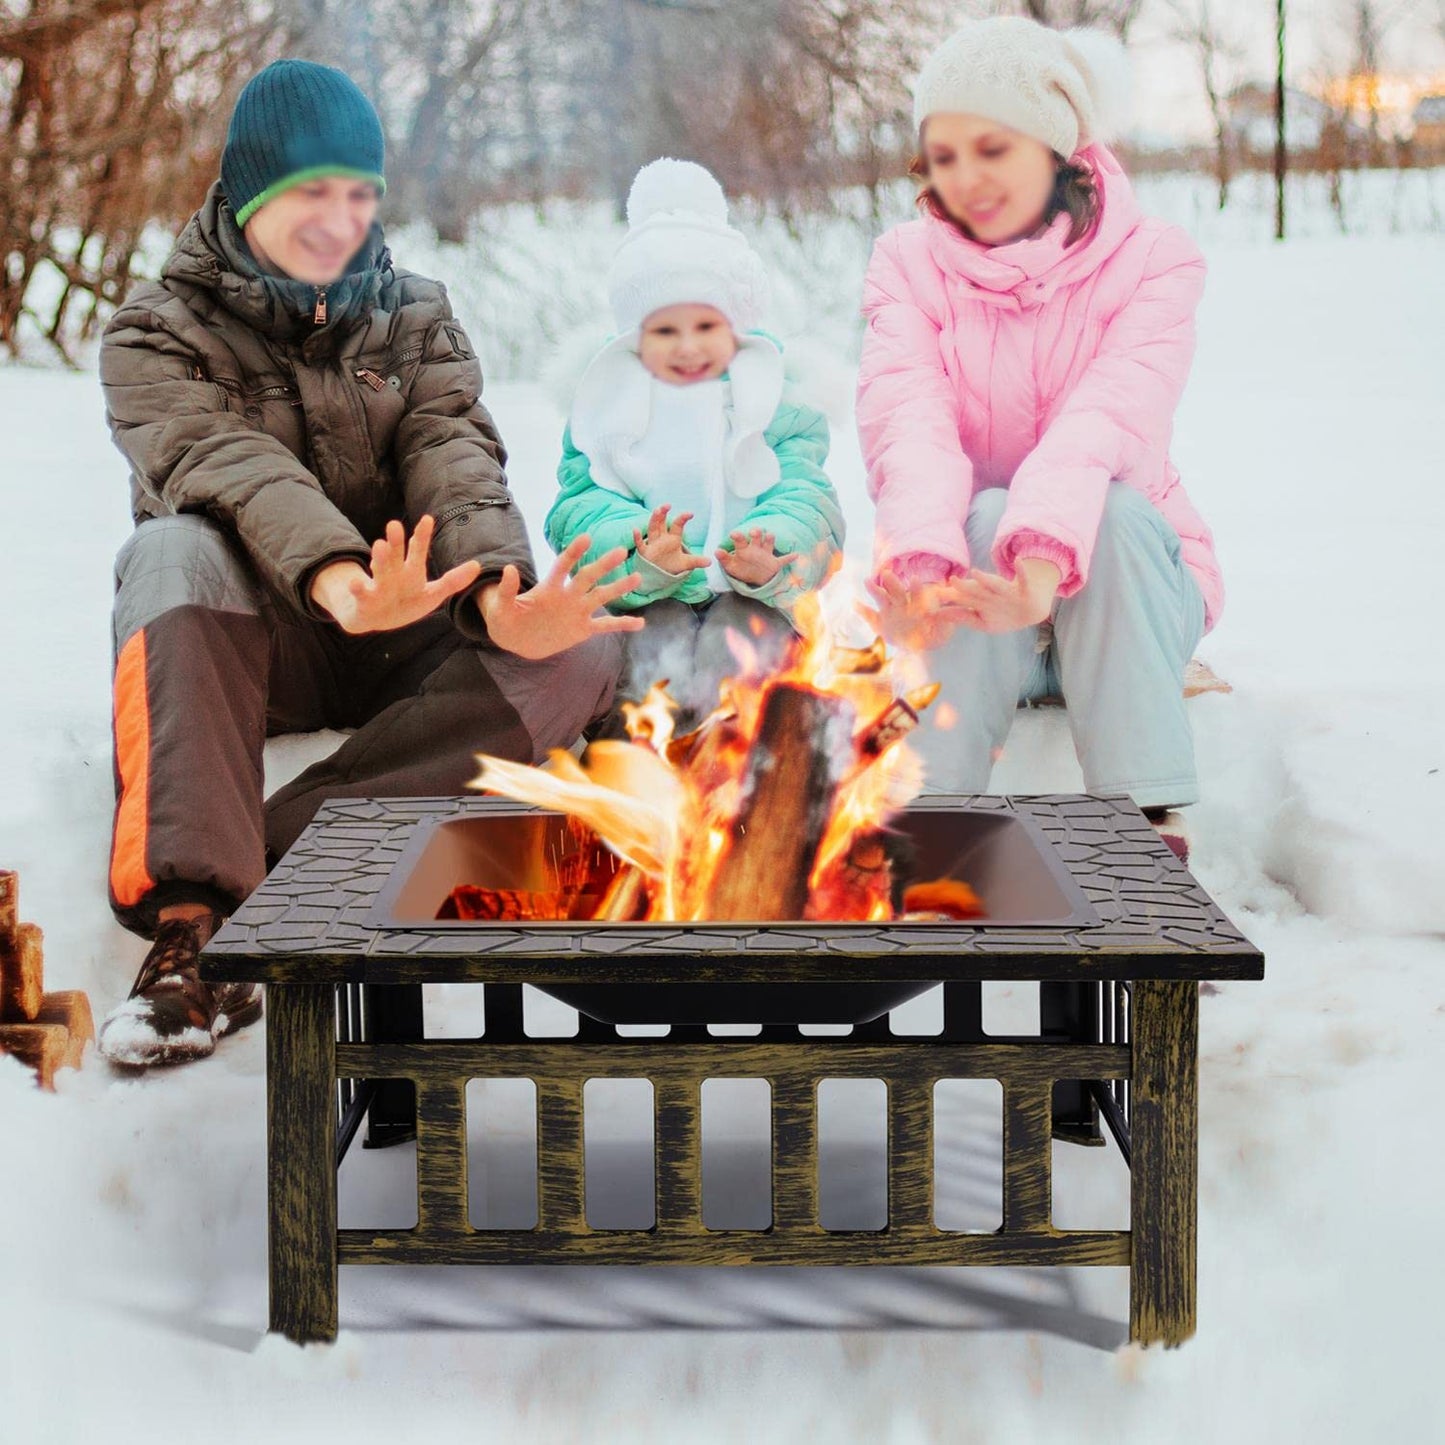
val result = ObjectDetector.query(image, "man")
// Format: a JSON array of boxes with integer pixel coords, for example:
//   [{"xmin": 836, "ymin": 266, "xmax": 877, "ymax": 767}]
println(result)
[{"xmin": 96, "ymin": 59, "xmax": 641, "ymax": 1067}]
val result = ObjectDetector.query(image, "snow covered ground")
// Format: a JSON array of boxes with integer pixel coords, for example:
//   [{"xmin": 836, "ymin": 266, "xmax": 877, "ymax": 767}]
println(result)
[{"xmin": 1, "ymin": 180, "xmax": 1442, "ymax": 1443}]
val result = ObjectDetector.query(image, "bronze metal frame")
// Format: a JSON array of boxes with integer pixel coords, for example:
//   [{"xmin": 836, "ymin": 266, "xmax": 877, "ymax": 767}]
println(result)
[{"xmin": 203, "ymin": 794, "xmax": 1261, "ymax": 1349}]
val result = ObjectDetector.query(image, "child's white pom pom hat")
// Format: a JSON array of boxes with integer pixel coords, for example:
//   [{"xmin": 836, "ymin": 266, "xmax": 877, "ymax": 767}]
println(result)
[
  {"xmin": 607, "ymin": 158, "xmax": 771, "ymax": 334},
  {"xmin": 911, "ymin": 16, "xmax": 1132, "ymax": 159}
]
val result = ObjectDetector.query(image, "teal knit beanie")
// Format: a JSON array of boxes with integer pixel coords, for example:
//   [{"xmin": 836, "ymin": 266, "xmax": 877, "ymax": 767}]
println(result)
[{"xmin": 222, "ymin": 59, "xmax": 386, "ymax": 227}]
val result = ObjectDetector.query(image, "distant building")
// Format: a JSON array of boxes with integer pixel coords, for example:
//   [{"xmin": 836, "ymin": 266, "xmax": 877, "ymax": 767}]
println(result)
[
  {"xmin": 1223, "ymin": 84, "xmax": 1333, "ymax": 157},
  {"xmin": 1413, "ymin": 94, "xmax": 1445, "ymax": 153}
]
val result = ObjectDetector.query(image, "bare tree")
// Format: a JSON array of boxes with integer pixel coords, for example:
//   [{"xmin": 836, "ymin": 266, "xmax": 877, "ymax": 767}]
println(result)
[
  {"xmin": 547, "ymin": 0, "xmax": 948, "ymax": 220},
  {"xmin": 1162, "ymin": 0, "xmax": 1246, "ymax": 209},
  {"xmin": 0, "ymin": 0, "xmax": 264, "ymax": 359}
]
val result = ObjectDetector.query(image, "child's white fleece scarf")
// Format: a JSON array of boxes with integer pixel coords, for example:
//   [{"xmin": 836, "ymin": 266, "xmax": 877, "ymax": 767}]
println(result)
[{"xmin": 568, "ymin": 331, "xmax": 787, "ymax": 590}]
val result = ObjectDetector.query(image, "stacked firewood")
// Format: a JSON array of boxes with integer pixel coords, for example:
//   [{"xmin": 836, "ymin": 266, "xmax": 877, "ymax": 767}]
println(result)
[{"xmin": 0, "ymin": 871, "xmax": 93, "ymax": 1090}]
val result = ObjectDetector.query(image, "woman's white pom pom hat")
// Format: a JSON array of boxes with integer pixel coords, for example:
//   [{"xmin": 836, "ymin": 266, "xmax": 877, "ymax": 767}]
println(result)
[
  {"xmin": 608, "ymin": 158, "xmax": 771, "ymax": 334},
  {"xmin": 911, "ymin": 16, "xmax": 1132, "ymax": 159}
]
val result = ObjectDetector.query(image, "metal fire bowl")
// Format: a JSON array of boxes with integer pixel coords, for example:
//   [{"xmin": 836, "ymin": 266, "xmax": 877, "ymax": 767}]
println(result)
[{"xmin": 365, "ymin": 805, "xmax": 1098, "ymax": 1025}]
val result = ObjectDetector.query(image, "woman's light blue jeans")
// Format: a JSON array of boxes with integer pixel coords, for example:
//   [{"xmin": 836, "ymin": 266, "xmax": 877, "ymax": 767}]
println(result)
[{"xmin": 914, "ymin": 484, "xmax": 1208, "ymax": 810}]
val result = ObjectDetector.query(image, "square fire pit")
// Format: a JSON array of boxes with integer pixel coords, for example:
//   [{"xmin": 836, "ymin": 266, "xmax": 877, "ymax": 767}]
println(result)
[
  {"xmin": 201, "ymin": 792, "xmax": 1264, "ymax": 1348},
  {"xmin": 362, "ymin": 804, "xmax": 1100, "ymax": 1025}
]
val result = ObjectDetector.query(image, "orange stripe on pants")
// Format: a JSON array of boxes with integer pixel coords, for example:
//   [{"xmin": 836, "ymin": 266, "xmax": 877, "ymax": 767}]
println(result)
[{"xmin": 111, "ymin": 629, "xmax": 155, "ymax": 908}]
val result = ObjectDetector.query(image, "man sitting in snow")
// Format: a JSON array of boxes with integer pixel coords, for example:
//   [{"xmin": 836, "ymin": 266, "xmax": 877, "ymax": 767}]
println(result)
[{"xmin": 96, "ymin": 60, "xmax": 641, "ymax": 1068}]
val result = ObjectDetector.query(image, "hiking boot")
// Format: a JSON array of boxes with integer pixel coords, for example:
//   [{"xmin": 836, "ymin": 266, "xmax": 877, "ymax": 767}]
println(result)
[
  {"xmin": 98, "ymin": 913, "xmax": 262, "ymax": 1068},
  {"xmin": 1144, "ymin": 808, "xmax": 1191, "ymax": 866}
]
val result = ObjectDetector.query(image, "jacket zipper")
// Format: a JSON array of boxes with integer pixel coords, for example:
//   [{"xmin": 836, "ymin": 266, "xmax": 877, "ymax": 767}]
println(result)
[
  {"xmin": 313, "ymin": 288, "xmax": 328, "ymax": 325},
  {"xmin": 354, "ymin": 345, "xmax": 424, "ymax": 393},
  {"xmin": 435, "ymin": 498, "xmax": 511, "ymax": 526},
  {"xmin": 207, "ymin": 374, "xmax": 296, "ymax": 403}
]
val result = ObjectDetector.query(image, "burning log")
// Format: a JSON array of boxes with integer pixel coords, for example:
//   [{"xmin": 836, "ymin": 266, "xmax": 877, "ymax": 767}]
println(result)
[
  {"xmin": 464, "ymin": 608, "xmax": 978, "ymax": 925},
  {"xmin": 703, "ymin": 683, "xmax": 855, "ymax": 921},
  {"xmin": 806, "ymin": 831, "xmax": 894, "ymax": 922},
  {"xmin": 596, "ymin": 864, "xmax": 649, "ymax": 922},
  {"xmin": 858, "ymin": 683, "xmax": 941, "ymax": 760}
]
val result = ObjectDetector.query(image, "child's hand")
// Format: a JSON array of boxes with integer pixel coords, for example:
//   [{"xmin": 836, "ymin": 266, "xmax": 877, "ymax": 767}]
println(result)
[
  {"xmin": 717, "ymin": 528, "xmax": 800, "ymax": 588},
  {"xmin": 633, "ymin": 504, "xmax": 711, "ymax": 577}
]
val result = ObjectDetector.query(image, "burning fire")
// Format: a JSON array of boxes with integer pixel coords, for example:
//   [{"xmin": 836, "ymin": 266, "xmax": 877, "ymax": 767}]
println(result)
[{"xmin": 463, "ymin": 593, "xmax": 982, "ymax": 924}]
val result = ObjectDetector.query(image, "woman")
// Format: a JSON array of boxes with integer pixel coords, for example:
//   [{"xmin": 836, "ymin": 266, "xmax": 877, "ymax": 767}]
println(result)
[{"xmin": 857, "ymin": 16, "xmax": 1222, "ymax": 860}]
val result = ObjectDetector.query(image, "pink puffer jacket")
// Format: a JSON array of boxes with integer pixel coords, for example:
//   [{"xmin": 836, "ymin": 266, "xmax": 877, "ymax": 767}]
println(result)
[{"xmin": 856, "ymin": 145, "xmax": 1223, "ymax": 633}]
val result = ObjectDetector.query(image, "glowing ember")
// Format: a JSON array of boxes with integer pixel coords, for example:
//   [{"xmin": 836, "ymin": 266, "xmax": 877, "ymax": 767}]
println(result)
[{"xmin": 465, "ymin": 593, "xmax": 972, "ymax": 923}]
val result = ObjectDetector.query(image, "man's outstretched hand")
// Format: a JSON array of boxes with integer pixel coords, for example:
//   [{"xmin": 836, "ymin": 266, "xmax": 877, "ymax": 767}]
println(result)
[
  {"xmin": 309, "ymin": 515, "xmax": 482, "ymax": 635},
  {"xmin": 478, "ymin": 535, "xmax": 645, "ymax": 659}
]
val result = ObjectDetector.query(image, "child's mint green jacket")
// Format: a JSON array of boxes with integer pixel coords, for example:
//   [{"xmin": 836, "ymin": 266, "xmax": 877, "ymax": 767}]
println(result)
[{"xmin": 544, "ymin": 331, "xmax": 845, "ymax": 611}]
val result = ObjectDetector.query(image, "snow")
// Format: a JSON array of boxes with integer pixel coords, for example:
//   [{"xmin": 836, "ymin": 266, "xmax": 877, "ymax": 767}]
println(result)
[{"xmin": 1, "ymin": 177, "xmax": 1443, "ymax": 1443}]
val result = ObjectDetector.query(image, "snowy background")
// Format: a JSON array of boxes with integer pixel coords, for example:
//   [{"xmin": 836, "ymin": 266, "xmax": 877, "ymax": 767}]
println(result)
[{"xmin": 1, "ymin": 169, "xmax": 1442, "ymax": 1443}]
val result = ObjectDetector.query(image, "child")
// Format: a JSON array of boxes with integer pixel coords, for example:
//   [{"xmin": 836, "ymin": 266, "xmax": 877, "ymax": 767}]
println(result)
[{"xmin": 545, "ymin": 158, "xmax": 844, "ymax": 729}]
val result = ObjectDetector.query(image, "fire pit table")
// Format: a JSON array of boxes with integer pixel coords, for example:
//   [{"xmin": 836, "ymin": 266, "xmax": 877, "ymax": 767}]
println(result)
[{"xmin": 200, "ymin": 792, "xmax": 1264, "ymax": 1348}]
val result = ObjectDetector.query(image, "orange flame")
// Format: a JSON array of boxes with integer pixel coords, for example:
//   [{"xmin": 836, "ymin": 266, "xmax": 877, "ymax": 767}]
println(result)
[{"xmin": 469, "ymin": 591, "xmax": 936, "ymax": 921}]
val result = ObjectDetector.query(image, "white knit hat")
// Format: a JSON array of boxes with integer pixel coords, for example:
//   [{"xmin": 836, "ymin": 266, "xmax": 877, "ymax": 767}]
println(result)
[
  {"xmin": 607, "ymin": 158, "xmax": 771, "ymax": 334},
  {"xmin": 911, "ymin": 16, "xmax": 1132, "ymax": 159}
]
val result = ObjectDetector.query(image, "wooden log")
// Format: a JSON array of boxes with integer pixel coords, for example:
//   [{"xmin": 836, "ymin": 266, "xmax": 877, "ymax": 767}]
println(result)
[
  {"xmin": 702, "ymin": 683, "xmax": 855, "ymax": 921},
  {"xmin": 0, "ymin": 921, "xmax": 44, "ymax": 1023},
  {"xmin": 595, "ymin": 863, "xmax": 648, "ymax": 921},
  {"xmin": 0, "ymin": 870, "xmax": 16, "ymax": 945},
  {"xmin": 36, "ymin": 990, "xmax": 94, "ymax": 1072},
  {"xmin": 0, "ymin": 1022, "xmax": 68, "ymax": 1091}
]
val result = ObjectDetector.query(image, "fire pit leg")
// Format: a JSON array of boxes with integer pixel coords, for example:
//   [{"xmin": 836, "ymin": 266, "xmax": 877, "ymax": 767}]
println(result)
[
  {"xmin": 1128, "ymin": 979, "xmax": 1199, "ymax": 1347},
  {"xmin": 267, "ymin": 983, "xmax": 338, "ymax": 1343}
]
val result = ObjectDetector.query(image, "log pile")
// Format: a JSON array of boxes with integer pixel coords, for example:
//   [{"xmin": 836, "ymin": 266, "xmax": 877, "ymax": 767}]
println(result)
[{"xmin": 0, "ymin": 871, "xmax": 93, "ymax": 1090}]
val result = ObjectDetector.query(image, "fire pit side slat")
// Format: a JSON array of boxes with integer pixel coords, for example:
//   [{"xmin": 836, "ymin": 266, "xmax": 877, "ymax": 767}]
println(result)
[
  {"xmin": 536, "ymin": 1078, "xmax": 587, "ymax": 1234},
  {"xmin": 654, "ymin": 1080, "xmax": 702, "ymax": 1231},
  {"xmin": 888, "ymin": 1083, "xmax": 935, "ymax": 1230},
  {"xmin": 1002, "ymin": 1079, "xmax": 1055, "ymax": 1235},
  {"xmin": 770, "ymin": 1077, "xmax": 819, "ymax": 1233},
  {"xmin": 415, "ymin": 1078, "xmax": 469, "ymax": 1236}
]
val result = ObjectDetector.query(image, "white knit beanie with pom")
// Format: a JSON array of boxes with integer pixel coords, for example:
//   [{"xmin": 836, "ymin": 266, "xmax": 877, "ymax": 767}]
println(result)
[
  {"xmin": 911, "ymin": 16, "xmax": 1132, "ymax": 158},
  {"xmin": 607, "ymin": 158, "xmax": 771, "ymax": 334}
]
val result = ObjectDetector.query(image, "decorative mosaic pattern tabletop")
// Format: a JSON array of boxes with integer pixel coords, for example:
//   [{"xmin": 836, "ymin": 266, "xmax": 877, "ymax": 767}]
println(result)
[{"xmin": 201, "ymin": 794, "xmax": 1264, "ymax": 985}]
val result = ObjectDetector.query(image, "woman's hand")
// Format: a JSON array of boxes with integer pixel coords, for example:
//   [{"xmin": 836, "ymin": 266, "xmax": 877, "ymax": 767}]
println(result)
[
  {"xmin": 943, "ymin": 558, "xmax": 1061, "ymax": 634},
  {"xmin": 309, "ymin": 515, "xmax": 482, "ymax": 635},
  {"xmin": 863, "ymin": 567, "xmax": 971, "ymax": 652},
  {"xmin": 633, "ymin": 504, "xmax": 710, "ymax": 577},
  {"xmin": 478, "ymin": 535, "xmax": 644, "ymax": 659},
  {"xmin": 717, "ymin": 528, "xmax": 800, "ymax": 588}
]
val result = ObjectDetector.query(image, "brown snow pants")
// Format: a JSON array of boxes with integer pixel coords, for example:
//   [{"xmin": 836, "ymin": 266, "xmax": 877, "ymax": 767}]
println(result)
[{"xmin": 108, "ymin": 514, "xmax": 620, "ymax": 936}]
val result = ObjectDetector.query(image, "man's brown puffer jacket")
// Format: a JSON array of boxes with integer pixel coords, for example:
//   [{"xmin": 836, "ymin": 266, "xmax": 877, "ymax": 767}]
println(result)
[{"xmin": 100, "ymin": 181, "xmax": 534, "ymax": 640}]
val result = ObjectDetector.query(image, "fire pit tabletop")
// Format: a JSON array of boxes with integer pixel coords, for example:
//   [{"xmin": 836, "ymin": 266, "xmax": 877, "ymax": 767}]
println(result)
[{"xmin": 201, "ymin": 793, "xmax": 1263, "ymax": 986}]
